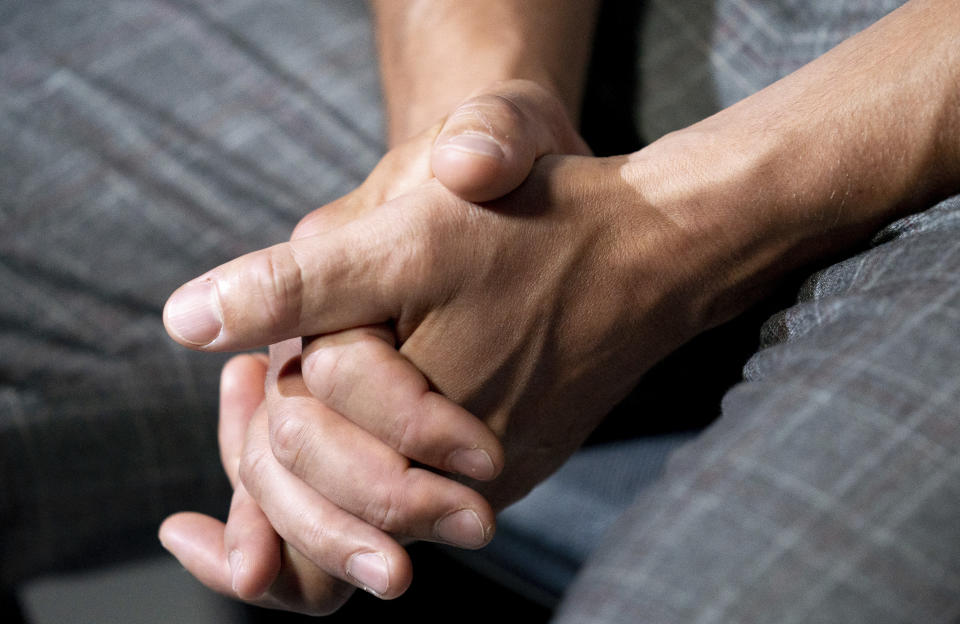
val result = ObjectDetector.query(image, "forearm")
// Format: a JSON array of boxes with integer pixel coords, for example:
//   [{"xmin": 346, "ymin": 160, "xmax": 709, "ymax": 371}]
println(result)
[
  {"xmin": 370, "ymin": 0, "xmax": 599, "ymax": 145},
  {"xmin": 632, "ymin": 0, "xmax": 960, "ymax": 330}
]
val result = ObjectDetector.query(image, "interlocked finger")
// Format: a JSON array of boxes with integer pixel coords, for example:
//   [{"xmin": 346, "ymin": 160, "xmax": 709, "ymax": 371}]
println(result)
[
  {"xmin": 299, "ymin": 325, "xmax": 503, "ymax": 481},
  {"xmin": 260, "ymin": 351, "xmax": 495, "ymax": 550},
  {"xmin": 238, "ymin": 402, "xmax": 415, "ymax": 598}
]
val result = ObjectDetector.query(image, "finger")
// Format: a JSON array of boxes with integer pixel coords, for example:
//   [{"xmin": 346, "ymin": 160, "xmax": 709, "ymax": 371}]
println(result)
[
  {"xmin": 432, "ymin": 79, "xmax": 590, "ymax": 203},
  {"xmin": 223, "ymin": 489, "xmax": 280, "ymax": 601},
  {"xmin": 158, "ymin": 513, "xmax": 284, "ymax": 609},
  {"xmin": 219, "ymin": 353, "xmax": 269, "ymax": 486},
  {"xmin": 219, "ymin": 356, "xmax": 286, "ymax": 599},
  {"xmin": 223, "ymin": 468, "xmax": 283, "ymax": 599},
  {"xmin": 264, "ymin": 351, "xmax": 495, "ymax": 549},
  {"xmin": 159, "ymin": 513, "xmax": 353, "ymax": 615},
  {"xmin": 300, "ymin": 326, "xmax": 503, "ymax": 480},
  {"xmin": 160, "ymin": 513, "xmax": 254, "ymax": 598},
  {"xmin": 239, "ymin": 403, "xmax": 415, "ymax": 599},
  {"xmin": 163, "ymin": 201, "xmax": 437, "ymax": 351}
]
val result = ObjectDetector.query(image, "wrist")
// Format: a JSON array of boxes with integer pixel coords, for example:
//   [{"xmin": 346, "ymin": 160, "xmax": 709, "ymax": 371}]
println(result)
[
  {"xmin": 617, "ymin": 123, "xmax": 867, "ymax": 336},
  {"xmin": 372, "ymin": 1, "xmax": 599, "ymax": 145},
  {"xmin": 623, "ymin": 0, "xmax": 960, "ymax": 333}
]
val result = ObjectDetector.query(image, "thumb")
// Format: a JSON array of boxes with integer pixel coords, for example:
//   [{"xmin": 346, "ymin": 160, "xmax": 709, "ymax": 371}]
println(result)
[
  {"xmin": 162, "ymin": 189, "xmax": 449, "ymax": 352},
  {"xmin": 431, "ymin": 79, "xmax": 590, "ymax": 203}
]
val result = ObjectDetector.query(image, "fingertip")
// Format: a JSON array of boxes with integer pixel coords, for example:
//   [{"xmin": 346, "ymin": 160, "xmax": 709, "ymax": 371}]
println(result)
[
  {"xmin": 159, "ymin": 513, "xmax": 244, "ymax": 599},
  {"xmin": 434, "ymin": 508, "xmax": 496, "ymax": 550},
  {"xmin": 223, "ymin": 488, "xmax": 283, "ymax": 600},
  {"xmin": 228, "ymin": 351, "xmax": 270, "ymax": 371},
  {"xmin": 158, "ymin": 511, "xmax": 201, "ymax": 553},
  {"xmin": 158, "ymin": 512, "xmax": 225, "ymax": 570},
  {"xmin": 157, "ymin": 516, "xmax": 176, "ymax": 553},
  {"xmin": 391, "ymin": 554, "xmax": 414, "ymax": 600},
  {"xmin": 220, "ymin": 353, "xmax": 269, "ymax": 398},
  {"xmin": 411, "ymin": 392, "xmax": 505, "ymax": 481},
  {"xmin": 230, "ymin": 547, "xmax": 277, "ymax": 601},
  {"xmin": 163, "ymin": 278, "xmax": 224, "ymax": 348},
  {"xmin": 345, "ymin": 548, "xmax": 413, "ymax": 600},
  {"xmin": 447, "ymin": 447, "xmax": 501, "ymax": 481},
  {"xmin": 432, "ymin": 139, "xmax": 525, "ymax": 203}
]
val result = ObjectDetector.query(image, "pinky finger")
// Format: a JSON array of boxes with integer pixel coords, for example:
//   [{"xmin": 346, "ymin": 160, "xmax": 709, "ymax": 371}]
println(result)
[
  {"xmin": 158, "ymin": 512, "xmax": 282, "ymax": 610},
  {"xmin": 222, "ymin": 484, "xmax": 282, "ymax": 600},
  {"xmin": 159, "ymin": 513, "xmax": 355, "ymax": 616}
]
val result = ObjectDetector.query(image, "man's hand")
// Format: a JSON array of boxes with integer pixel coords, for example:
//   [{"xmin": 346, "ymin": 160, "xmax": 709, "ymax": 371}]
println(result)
[
  {"xmin": 159, "ymin": 0, "xmax": 602, "ymax": 609},
  {"xmin": 165, "ymin": 147, "xmax": 705, "ymax": 502},
  {"xmin": 160, "ymin": 354, "xmax": 360, "ymax": 615},
  {"xmin": 160, "ymin": 79, "xmax": 590, "ymax": 609},
  {"xmin": 162, "ymin": 0, "xmax": 960, "ymax": 611}
]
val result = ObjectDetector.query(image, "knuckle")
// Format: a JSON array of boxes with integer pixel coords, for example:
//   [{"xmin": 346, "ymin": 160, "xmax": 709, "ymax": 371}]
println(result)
[
  {"xmin": 294, "ymin": 508, "xmax": 330, "ymax": 557},
  {"xmin": 387, "ymin": 408, "xmax": 417, "ymax": 458},
  {"xmin": 250, "ymin": 244, "xmax": 304, "ymax": 332},
  {"xmin": 361, "ymin": 357, "xmax": 427, "ymax": 455},
  {"xmin": 269, "ymin": 411, "xmax": 312, "ymax": 476},
  {"xmin": 301, "ymin": 344, "xmax": 348, "ymax": 404},
  {"xmin": 361, "ymin": 480, "xmax": 409, "ymax": 534},
  {"xmin": 238, "ymin": 443, "xmax": 272, "ymax": 496}
]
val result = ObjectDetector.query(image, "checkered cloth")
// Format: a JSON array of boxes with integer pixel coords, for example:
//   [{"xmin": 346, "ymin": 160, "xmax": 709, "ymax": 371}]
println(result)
[
  {"xmin": 554, "ymin": 1, "xmax": 960, "ymax": 622},
  {"xmin": 2, "ymin": 2, "xmax": 958, "ymax": 622},
  {"xmin": 554, "ymin": 197, "xmax": 960, "ymax": 623},
  {"xmin": 0, "ymin": 0, "xmax": 383, "ymax": 584}
]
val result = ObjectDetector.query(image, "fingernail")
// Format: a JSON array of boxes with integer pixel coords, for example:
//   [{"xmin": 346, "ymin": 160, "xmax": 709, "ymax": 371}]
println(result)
[
  {"xmin": 228, "ymin": 549, "xmax": 243, "ymax": 594},
  {"xmin": 347, "ymin": 552, "xmax": 390, "ymax": 597},
  {"xmin": 164, "ymin": 278, "xmax": 222, "ymax": 346},
  {"xmin": 448, "ymin": 448, "xmax": 496, "ymax": 480},
  {"xmin": 440, "ymin": 133, "xmax": 504, "ymax": 160},
  {"xmin": 435, "ymin": 509, "xmax": 487, "ymax": 548}
]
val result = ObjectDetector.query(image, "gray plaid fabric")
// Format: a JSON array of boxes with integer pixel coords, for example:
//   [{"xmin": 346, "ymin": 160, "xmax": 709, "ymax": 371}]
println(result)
[
  {"xmin": 554, "ymin": 0, "xmax": 960, "ymax": 622},
  {"xmin": 3, "ymin": 0, "xmax": 958, "ymax": 622},
  {"xmin": 635, "ymin": 0, "xmax": 906, "ymax": 140},
  {"xmin": 554, "ymin": 197, "xmax": 960, "ymax": 623},
  {"xmin": 0, "ymin": 0, "xmax": 383, "ymax": 585}
]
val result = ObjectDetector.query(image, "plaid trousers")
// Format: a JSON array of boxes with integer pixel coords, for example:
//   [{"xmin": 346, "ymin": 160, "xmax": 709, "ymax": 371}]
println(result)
[
  {"xmin": 2, "ymin": 1, "xmax": 957, "ymax": 622},
  {"xmin": 0, "ymin": 0, "xmax": 384, "ymax": 584},
  {"xmin": 555, "ymin": 1, "xmax": 960, "ymax": 622}
]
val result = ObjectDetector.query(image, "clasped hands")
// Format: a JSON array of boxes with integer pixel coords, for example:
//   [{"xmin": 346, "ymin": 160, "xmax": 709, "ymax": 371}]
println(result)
[{"xmin": 158, "ymin": 80, "xmax": 707, "ymax": 615}]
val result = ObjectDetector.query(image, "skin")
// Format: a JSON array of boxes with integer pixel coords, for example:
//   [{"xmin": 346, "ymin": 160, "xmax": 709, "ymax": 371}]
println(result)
[
  {"xmin": 161, "ymin": 0, "xmax": 599, "ymax": 612},
  {"xmin": 158, "ymin": 354, "xmax": 357, "ymax": 613},
  {"xmin": 371, "ymin": 0, "xmax": 599, "ymax": 145},
  {"xmin": 161, "ymin": 0, "xmax": 960, "ymax": 615},
  {"xmin": 161, "ymin": 78, "xmax": 592, "ymax": 613}
]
